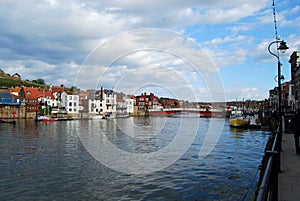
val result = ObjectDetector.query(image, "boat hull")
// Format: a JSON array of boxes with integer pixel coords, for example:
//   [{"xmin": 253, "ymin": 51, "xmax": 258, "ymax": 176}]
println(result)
[{"xmin": 229, "ymin": 118, "xmax": 248, "ymax": 127}]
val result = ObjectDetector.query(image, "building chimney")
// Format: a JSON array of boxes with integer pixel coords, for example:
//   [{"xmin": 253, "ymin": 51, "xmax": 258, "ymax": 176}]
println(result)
[{"xmin": 100, "ymin": 86, "xmax": 104, "ymax": 101}]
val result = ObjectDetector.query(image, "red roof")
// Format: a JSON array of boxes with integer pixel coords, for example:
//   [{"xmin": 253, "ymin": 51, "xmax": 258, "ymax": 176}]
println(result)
[
  {"xmin": 22, "ymin": 87, "xmax": 54, "ymax": 100},
  {"xmin": 51, "ymin": 86, "xmax": 64, "ymax": 93}
]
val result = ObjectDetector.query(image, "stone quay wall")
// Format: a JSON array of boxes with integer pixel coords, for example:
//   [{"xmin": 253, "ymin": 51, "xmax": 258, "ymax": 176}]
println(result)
[{"xmin": 0, "ymin": 105, "xmax": 27, "ymax": 119}]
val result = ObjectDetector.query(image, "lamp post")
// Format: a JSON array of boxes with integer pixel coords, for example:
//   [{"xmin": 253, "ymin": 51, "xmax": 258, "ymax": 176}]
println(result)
[{"xmin": 268, "ymin": 40, "xmax": 289, "ymax": 146}]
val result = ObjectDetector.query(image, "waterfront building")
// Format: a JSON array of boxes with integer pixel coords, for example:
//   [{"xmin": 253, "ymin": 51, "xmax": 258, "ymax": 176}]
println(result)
[
  {"xmin": 289, "ymin": 51, "xmax": 300, "ymax": 109},
  {"xmin": 20, "ymin": 87, "xmax": 46, "ymax": 113},
  {"xmin": 281, "ymin": 81, "xmax": 293, "ymax": 112},
  {"xmin": 135, "ymin": 92, "xmax": 159, "ymax": 110},
  {"xmin": 103, "ymin": 89, "xmax": 116, "ymax": 116},
  {"xmin": 116, "ymin": 95, "xmax": 135, "ymax": 117},
  {"xmin": 89, "ymin": 99, "xmax": 105, "ymax": 115},
  {"xmin": 59, "ymin": 91, "xmax": 79, "ymax": 114},
  {"xmin": 0, "ymin": 88, "xmax": 21, "ymax": 106},
  {"xmin": 78, "ymin": 90, "xmax": 90, "ymax": 114},
  {"xmin": 0, "ymin": 87, "xmax": 23, "ymax": 119},
  {"xmin": 88, "ymin": 87, "xmax": 117, "ymax": 117},
  {"xmin": 124, "ymin": 95, "xmax": 135, "ymax": 114}
]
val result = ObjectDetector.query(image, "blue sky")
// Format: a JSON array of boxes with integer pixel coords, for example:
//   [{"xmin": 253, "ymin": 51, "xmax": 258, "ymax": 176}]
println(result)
[{"xmin": 0, "ymin": 0, "xmax": 299, "ymax": 102}]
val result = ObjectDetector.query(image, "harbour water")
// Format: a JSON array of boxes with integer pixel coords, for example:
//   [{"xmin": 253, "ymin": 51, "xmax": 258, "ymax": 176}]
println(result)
[{"xmin": 0, "ymin": 116, "xmax": 270, "ymax": 201}]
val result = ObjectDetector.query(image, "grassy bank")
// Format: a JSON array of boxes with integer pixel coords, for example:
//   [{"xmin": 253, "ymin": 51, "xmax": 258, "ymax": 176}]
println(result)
[{"xmin": 0, "ymin": 78, "xmax": 47, "ymax": 88}]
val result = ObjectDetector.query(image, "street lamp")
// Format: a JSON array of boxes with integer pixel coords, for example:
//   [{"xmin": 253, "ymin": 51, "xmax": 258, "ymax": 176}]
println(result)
[{"xmin": 268, "ymin": 39, "xmax": 289, "ymax": 147}]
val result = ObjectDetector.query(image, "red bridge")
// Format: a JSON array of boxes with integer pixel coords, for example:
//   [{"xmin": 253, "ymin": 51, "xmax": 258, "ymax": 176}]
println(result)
[{"xmin": 148, "ymin": 108, "xmax": 227, "ymax": 118}]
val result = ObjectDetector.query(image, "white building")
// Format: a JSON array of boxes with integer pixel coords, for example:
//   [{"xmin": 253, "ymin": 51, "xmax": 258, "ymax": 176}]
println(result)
[
  {"xmin": 60, "ymin": 92, "xmax": 79, "ymax": 114},
  {"xmin": 89, "ymin": 88, "xmax": 116, "ymax": 117},
  {"xmin": 116, "ymin": 95, "xmax": 135, "ymax": 117}
]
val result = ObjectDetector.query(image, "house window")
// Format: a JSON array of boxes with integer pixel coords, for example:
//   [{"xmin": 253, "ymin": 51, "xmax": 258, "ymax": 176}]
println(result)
[
  {"xmin": 69, "ymin": 108, "xmax": 72, "ymax": 112},
  {"xmin": 69, "ymin": 102, "xmax": 72, "ymax": 106},
  {"xmin": 74, "ymin": 102, "xmax": 76, "ymax": 106},
  {"xmin": 69, "ymin": 96, "xmax": 72, "ymax": 100}
]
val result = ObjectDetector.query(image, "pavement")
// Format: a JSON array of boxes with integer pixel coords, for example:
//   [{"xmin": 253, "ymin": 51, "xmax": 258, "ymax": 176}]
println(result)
[{"xmin": 279, "ymin": 133, "xmax": 300, "ymax": 201}]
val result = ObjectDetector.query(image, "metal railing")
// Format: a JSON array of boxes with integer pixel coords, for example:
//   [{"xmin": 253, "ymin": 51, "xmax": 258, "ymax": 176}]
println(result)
[{"xmin": 256, "ymin": 126, "xmax": 281, "ymax": 201}]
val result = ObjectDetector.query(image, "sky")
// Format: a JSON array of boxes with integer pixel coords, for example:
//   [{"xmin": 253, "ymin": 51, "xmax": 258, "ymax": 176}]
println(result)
[{"xmin": 0, "ymin": 0, "xmax": 299, "ymax": 102}]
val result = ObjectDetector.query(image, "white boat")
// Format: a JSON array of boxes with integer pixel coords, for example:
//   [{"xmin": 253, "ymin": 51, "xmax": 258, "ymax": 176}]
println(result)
[
  {"xmin": 34, "ymin": 115, "xmax": 54, "ymax": 122},
  {"xmin": 248, "ymin": 114, "xmax": 262, "ymax": 128},
  {"xmin": 92, "ymin": 114, "xmax": 105, "ymax": 120}
]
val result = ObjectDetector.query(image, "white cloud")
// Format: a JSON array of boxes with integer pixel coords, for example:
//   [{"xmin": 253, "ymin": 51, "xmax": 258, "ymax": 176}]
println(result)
[
  {"xmin": 225, "ymin": 87, "xmax": 267, "ymax": 101},
  {"xmin": 1, "ymin": 0, "xmax": 296, "ymax": 101}
]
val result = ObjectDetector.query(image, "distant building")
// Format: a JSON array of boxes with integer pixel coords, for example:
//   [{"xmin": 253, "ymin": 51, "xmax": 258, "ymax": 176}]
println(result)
[
  {"xmin": 11, "ymin": 73, "xmax": 21, "ymax": 80},
  {"xmin": 269, "ymin": 87, "xmax": 278, "ymax": 112},
  {"xmin": 159, "ymin": 97, "xmax": 180, "ymax": 108}
]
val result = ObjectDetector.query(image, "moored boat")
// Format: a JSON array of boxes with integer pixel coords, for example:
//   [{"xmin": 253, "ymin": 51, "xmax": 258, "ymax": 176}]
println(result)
[
  {"xmin": 248, "ymin": 114, "xmax": 262, "ymax": 129},
  {"xmin": 34, "ymin": 115, "xmax": 53, "ymax": 122},
  {"xmin": 42, "ymin": 117, "xmax": 57, "ymax": 122},
  {"xmin": 0, "ymin": 119, "xmax": 16, "ymax": 124},
  {"xmin": 229, "ymin": 111, "xmax": 249, "ymax": 127},
  {"xmin": 230, "ymin": 117, "xmax": 249, "ymax": 127}
]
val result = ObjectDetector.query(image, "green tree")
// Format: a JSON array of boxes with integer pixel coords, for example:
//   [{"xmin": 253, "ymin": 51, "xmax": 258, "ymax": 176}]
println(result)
[{"xmin": 36, "ymin": 78, "xmax": 46, "ymax": 85}]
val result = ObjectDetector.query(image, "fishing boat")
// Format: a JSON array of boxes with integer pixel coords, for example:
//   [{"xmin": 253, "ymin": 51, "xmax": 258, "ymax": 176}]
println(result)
[{"xmin": 229, "ymin": 110, "xmax": 249, "ymax": 127}]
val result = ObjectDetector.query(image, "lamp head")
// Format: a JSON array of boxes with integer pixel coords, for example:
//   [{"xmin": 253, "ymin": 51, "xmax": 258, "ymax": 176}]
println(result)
[{"xmin": 277, "ymin": 40, "xmax": 289, "ymax": 53}]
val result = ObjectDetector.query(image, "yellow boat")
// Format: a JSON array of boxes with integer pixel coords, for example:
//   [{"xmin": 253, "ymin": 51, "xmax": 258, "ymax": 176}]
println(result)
[
  {"xmin": 230, "ymin": 117, "xmax": 249, "ymax": 127},
  {"xmin": 229, "ymin": 111, "xmax": 249, "ymax": 127}
]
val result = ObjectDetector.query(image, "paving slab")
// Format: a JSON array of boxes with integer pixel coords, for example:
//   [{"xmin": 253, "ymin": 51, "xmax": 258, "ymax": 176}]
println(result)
[{"xmin": 279, "ymin": 133, "xmax": 300, "ymax": 201}]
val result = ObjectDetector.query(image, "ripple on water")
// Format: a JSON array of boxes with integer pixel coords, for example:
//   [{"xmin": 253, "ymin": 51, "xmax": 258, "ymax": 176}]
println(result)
[{"xmin": 0, "ymin": 118, "xmax": 270, "ymax": 201}]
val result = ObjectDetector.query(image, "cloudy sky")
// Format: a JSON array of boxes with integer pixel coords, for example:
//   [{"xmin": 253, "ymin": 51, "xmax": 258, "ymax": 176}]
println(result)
[{"xmin": 0, "ymin": 0, "xmax": 299, "ymax": 102}]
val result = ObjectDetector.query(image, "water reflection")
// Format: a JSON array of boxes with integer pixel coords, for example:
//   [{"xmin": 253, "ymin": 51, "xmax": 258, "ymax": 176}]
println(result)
[{"xmin": 0, "ymin": 118, "xmax": 270, "ymax": 200}]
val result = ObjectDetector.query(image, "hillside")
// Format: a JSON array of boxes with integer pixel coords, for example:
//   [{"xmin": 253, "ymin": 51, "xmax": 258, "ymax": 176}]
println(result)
[
  {"xmin": 0, "ymin": 68, "xmax": 47, "ymax": 88},
  {"xmin": 0, "ymin": 77, "xmax": 48, "ymax": 88}
]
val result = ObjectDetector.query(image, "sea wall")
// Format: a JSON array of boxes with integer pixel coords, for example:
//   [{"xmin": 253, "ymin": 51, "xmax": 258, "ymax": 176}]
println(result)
[{"xmin": 0, "ymin": 105, "xmax": 26, "ymax": 119}]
